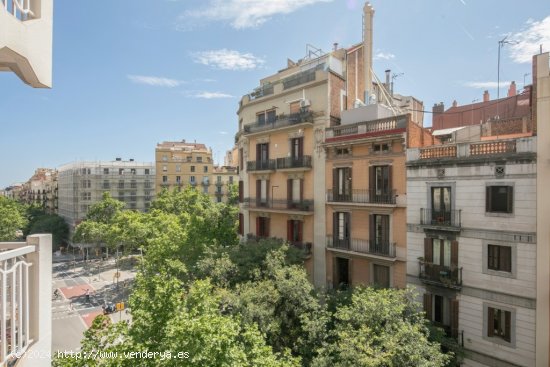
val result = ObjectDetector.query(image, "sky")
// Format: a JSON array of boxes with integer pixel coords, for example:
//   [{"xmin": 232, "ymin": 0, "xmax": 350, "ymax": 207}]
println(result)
[{"xmin": 1, "ymin": 0, "xmax": 549, "ymax": 188}]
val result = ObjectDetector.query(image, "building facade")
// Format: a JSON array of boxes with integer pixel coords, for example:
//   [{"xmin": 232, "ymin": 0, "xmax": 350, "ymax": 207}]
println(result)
[
  {"xmin": 0, "ymin": 0, "xmax": 53, "ymax": 87},
  {"xmin": 20, "ymin": 168, "xmax": 58, "ymax": 214},
  {"xmin": 57, "ymin": 160, "xmax": 155, "ymax": 229},
  {"xmin": 212, "ymin": 166, "xmax": 238, "ymax": 203},
  {"xmin": 406, "ymin": 130, "xmax": 537, "ymax": 366}
]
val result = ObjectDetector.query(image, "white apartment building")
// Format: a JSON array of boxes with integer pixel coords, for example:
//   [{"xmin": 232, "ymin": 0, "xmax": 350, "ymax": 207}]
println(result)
[
  {"xmin": 57, "ymin": 160, "xmax": 155, "ymax": 229},
  {"xmin": 407, "ymin": 132, "xmax": 537, "ymax": 366}
]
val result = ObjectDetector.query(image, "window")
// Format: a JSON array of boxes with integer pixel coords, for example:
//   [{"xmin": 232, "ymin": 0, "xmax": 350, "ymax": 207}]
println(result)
[
  {"xmin": 287, "ymin": 178, "xmax": 303, "ymax": 206},
  {"xmin": 257, "ymin": 217, "xmax": 270, "ymax": 238},
  {"xmin": 131, "ymin": 168, "xmax": 136, "ymax": 175},
  {"xmin": 204, "ymin": 166, "xmax": 208, "ymax": 173},
  {"xmin": 145, "ymin": 181, "xmax": 151, "ymax": 188},
  {"xmin": 217, "ymin": 196, "xmax": 222, "ymax": 203},
  {"xmin": 129, "ymin": 203, "xmax": 136, "ymax": 209},
  {"xmin": 176, "ymin": 176, "xmax": 181, "ymax": 184},
  {"xmin": 186, "ymin": 156, "xmax": 192, "ymax": 162},
  {"xmin": 190, "ymin": 176, "xmax": 196, "ymax": 183},
  {"xmin": 197, "ymin": 156, "xmax": 203, "ymax": 163},
  {"xmin": 257, "ymin": 112, "xmax": 266, "ymax": 125},
  {"xmin": 217, "ymin": 176, "xmax": 222, "ymax": 183},
  {"xmin": 335, "ymin": 147, "xmax": 350, "ymax": 157},
  {"xmin": 118, "ymin": 180, "xmax": 124, "ymax": 189},
  {"xmin": 432, "ymin": 239, "xmax": 451, "ymax": 267},
  {"xmin": 333, "ymin": 167, "xmax": 351, "ymax": 201},
  {"xmin": 229, "ymin": 176, "xmax": 234, "ymax": 184},
  {"xmin": 291, "ymin": 137, "xmax": 303, "ymax": 159},
  {"xmin": 145, "ymin": 169, "xmax": 150, "ymax": 175},
  {"xmin": 104, "ymin": 168, "xmax": 109, "ymax": 174},
  {"xmin": 431, "ymin": 186, "xmax": 452, "ymax": 223},
  {"xmin": 162, "ymin": 176, "xmax": 168, "ymax": 183},
  {"xmin": 486, "ymin": 186, "xmax": 513, "ymax": 213},
  {"xmin": 488, "ymin": 245, "xmax": 512, "ymax": 272},
  {"xmin": 191, "ymin": 166, "xmax": 195, "ymax": 172},
  {"xmin": 81, "ymin": 168, "xmax": 90, "ymax": 175},
  {"xmin": 373, "ymin": 143, "xmax": 389, "ymax": 152},
  {"xmin": 162, "ymin": 155, "xmax": 168, "ymax": 162},
  {"xmin": 103, "ymin": 180, "xmax": 110, "ymax": 189},
  {"xmin": 162, "ymin": 165, "xmax": 167, "ymax": 172},
  {"xmin": 370, "ymin": 214, "xmax": 389, "ymax": 251},
  {"xmin": 118, "ymin": 191, "xmax": 125, "ymax": 198},
  {"xmin": 335, "ymin": 257, "xmax": 350, "ymax": 288},
  {"xmin": 257, "ymin": 143, "xmax": 269, "ymax": 162},
  {"xmin": 287, "ymin": 220, "xmax": 303, "ymax": 243},
  {"xmin": 119, "ymin": 168, "xmax": 124, "ymax": 175},
  {"xmin": 488, "ymin": 307, "xmax": 511, "ymax": 342},
  {"xmin": 369, "ymin": 165, "xmax": 392, "ymax": 202},
  {"xmin": 267, "ymin": 109, "xmax": 276, "ymax": 123},
  {"xmin": 290, "ymin": 101, "xmax": 301, "ymax": 115},
  {"xmin": 130, "ymin": 180, "xmax": 137, "ymax": 188},
  {"xmin": 130, "ymin": 192, "xmax": 137, "ymax": 201},
  {"xmin": 239, "ymin": 148, "xmax": 244, "ymax": 170},
  {"xmin": 81, "ymin": 192, "xmax": 91, "ymax": 201},
  {"xmin": 238, "ymin": 213, "xmax": 244, "ymax": 235},
  {"xmin": 256, "ymin": 179, "xmax": 269, "ymax": 206},
  {"xmin": 239, "ymin": 181, "xmax": 244, "ymax": 203},
  {"xmin": 81, "ymin": 180, "xmax": 91, "ymax": 188},
  {"xmin": 332, "ymin": 212, "xmax": 350, "ymax": 248},
  {"xmin": 373, "ymin": 264, "xmax": 390, "ymax": 288},
  {"xmin": 176, "ymin": 165, "xmax": 181, "ymax": 172}
]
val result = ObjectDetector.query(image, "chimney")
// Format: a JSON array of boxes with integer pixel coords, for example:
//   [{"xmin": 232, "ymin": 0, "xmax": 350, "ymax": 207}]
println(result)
[
  {"xmin": 385, "ymin": 69, "xmax": 391, "ymax": 91},
  {"xmin": 452, "ymin": 100, "xmax": 458, "ymax": 108},
  {"xmin": 333, "ymin": 42, "xmax": 338, "ymax": 51},
  {"xmin": 363, "ymin": 2, "xmax": 375, "ymax": 104},
  {"xmin": 432, "ymin": 102, "xmax": 445, "ymax": 114},
  {"xmin": 483, "ymin": 90, "xmax": 490, "ymax": 102},
  {"xmin": 115, "ymin": 157, "xmax": 122, "ymax": 161},
  {"xmin": 507, "ymin": 81, "xmax": 517, "ymax": 97}
]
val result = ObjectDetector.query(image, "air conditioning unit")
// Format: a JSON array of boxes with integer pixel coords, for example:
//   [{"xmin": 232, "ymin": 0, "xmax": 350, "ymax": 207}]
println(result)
[{"xmin": 300, "ymin": 99, "xmax": 311, "ymax": 108}]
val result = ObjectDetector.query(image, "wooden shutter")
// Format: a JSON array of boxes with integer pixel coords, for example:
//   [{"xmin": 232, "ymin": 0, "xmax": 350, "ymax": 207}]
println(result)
[
  {"xmin": 266, "ymin": 218, "xmax": 270, "ymax": 237},
  {"xmin": 423, "ymin": 293, "xmax": 433, "ymax": 320},
  {"xmin": 369, "ymin": 166, "xmax": 375, "ymax": 195},
  {"xmin": 290, "ymin": 101, "xmax": 300, "ymax": 114},
  {"xmin": 287, "ymin": 179, "xmax": 292, "ymax": 202},
  {"xmin": 487, "ymin": 307, "xmax": 495, "ymax": 337},
  {"xmin": 382, "ymin": 215, "xmax": 389, "ymax": 245},
  {"xmin": 451, "ymin": 240, "xmax": 459, "ymax": 267},
  {"xmin": 256, "ymin": 217, "xmax": 260, "ymax": 237},
  {"xmin": 298, "ymin": 221, "xmax": 303, "ymax": 242},
  {"xmin": 369, "ymin": 214, "xmax": 375, "ymax": 244},
  {"xmin": 451, "ymin": 299, "xmax": 459, "ymax": 339},
  {"xmin": 345, "ymin": 212, "xmax": 350, "ymax": 240},
  {"xmin": 504, "ymin": 311, "xmax": 511, "ymax": 342},
  {"xmin": 424, "ymin": 238, "xmax": 433, "ymax": 262},
  {"xmin": 256, "ymin": 144, "xmax": 261, "ymax": 161},
  {"xmin": 298, "ymin": 137, "xmax": 304, "ymax": 158},
  {"xmin": 256, "ymin": 180, "xmax": 261, "ymax": 204},
  {"xmin": 266, "ymin": 180, "xmax": 270, "ymax": 202},
  {"xmin": 238, "ymin": 180, "xmax": 243, "ymax": 203},
  {"xmin": 238, "ymin": 213, "xmax": 244, "ymax": 235},
  {"xmin": 333, "ymin": 212, "xmax": 338, "ymax": 242},
  {"xmin": 239, "ymin": 148, "xmax": 243, "ymax": 170},
  {"xmin": 265, "ymin": 143, "xmax": 269, "ymax": 161},
  {"xmin": 332, "ymin": 169, "xmax": 338, "ymax": 196},
  {"xmin": 388, "ymin": 165, "xmax": 393, "ymax": 193},
  {"xmin": 347, "ymin": 167, "xmax": 352, "ymax": 195},
  {"xmin": 501, "ymin": 246, "xmax": 512, "ymax": 272},
  {"xmin": 507, "ymin": 186, "xmax": 514, "ymax": 213},
  {"xmin": 287, "ymin": 220, "xmax": 293, "ymax": 241},
  {"xmin": 300, "ymin": 179, "xmax": 304, "ymax": 201},
  {"xmin": 486, "ymin": 186, "xmax": 491, "ymax": 212}
]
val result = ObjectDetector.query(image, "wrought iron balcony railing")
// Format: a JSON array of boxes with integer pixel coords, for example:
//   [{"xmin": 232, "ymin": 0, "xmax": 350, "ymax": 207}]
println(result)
[
  {"xmin": 243, "ymin": 198, "xmax": 314, "ymax": 212},
  {"xmin": 327, "ymin": 189, "xmax": 396, "ymax": 205},
  {"xmin": 276, "ymin": 155, "xmax": 312, "ymax": 169},
  {"xmin": 243, "ymin": 111, "xmax": 314, "ymax": 134},
  {"xmin": 420, "ymin": 209, "xmax": 461, "ymax": 228},
  {"xmin": 419, "ymin": 261, "xmax": 462, "ymax": 289},
  {"xmin": 247, "ymin": 159, "xmax": 276, "ymax": 171},
  {"xmin": 326, "ymin": 236, "xmax": 396, "ymax": 258}
]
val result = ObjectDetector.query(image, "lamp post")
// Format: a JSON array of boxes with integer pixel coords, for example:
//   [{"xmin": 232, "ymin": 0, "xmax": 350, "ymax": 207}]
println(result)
[{"xmin": 271, "ymin": 185, "xmax": 278, "ymax": 208}]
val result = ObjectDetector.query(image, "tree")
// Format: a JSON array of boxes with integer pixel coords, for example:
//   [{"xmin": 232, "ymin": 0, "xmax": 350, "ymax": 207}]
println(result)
[
  {"xmin": 27, "ymin": 214, "xmax": 69, "ymax": 250},
  {"xmin": 312, "ymin": 287, "xmax": 452, "ymax": 367},
  {"xmin": 0, "ymin": 196, "xmax": 27, "ymax": 241}
]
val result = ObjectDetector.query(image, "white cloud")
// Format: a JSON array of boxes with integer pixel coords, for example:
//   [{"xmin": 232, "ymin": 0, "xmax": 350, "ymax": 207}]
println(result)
[
  {"xmin": 508, "ymin": 16, "xmax": 550, "ymax": 63},
  {"xmin": 462, "ymin": 81, "xmax": 511, "ymax": 89},
  {"xmin": 193, "ymin": 49, "xmax": 265, "ymax": 70},
  {"xmin": 193, "ymin": 91, "xmax": 234, "ymax": 99},
  {"xmin": 184, "ymin": 0, "xmax": 333, "ymax": 29},
  {"xmin": 127, "ymin": 75, "xmax": 183, "ymax": 87},
  {"xmin": 374, "ymin": 52, "xmax": 395, "ymax": 60},
  {"xmin": 219, "ymin": 131, "xmax": 228, "ymax": 135}
]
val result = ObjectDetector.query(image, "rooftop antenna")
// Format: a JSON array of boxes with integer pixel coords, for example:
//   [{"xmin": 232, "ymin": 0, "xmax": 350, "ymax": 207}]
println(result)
[
  {"xmin": 497, "ymin": 35, "xmax": 518, "ymax": 117},
  {"xmin": 391, "ymin": 72, "xmax": 404, "ymax": 96}
]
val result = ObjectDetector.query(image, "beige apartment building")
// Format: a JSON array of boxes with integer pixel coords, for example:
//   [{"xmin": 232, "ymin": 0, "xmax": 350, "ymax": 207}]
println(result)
[
  {"xmin": 324, "ymin": 107, "xmax": 435, "ymax": 288},
  {"xmin": 155, "ymin": 140, "xmax": 237, "ymax": 202},
  {"xmin": 20, "ymin": 168, "xmax": 58, "ymax": 214}
]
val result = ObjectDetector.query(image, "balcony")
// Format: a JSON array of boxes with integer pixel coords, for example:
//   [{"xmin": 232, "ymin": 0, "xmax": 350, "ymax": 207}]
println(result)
[
  {"xmin": 326, "ymin": 236, "xmax": 396, "ymax": 258},
  {"xmin": 0, "ymin": 0, "xmax": 53, "ymax": 88},
  {"xmin": 215, "ymin": 181, "xmax": 223, "ymax": 187},
  {"xmin": 326, "ymin": 189, "xmax": 396, "ymax": 205},
  {"xmin": 202, "ymin": 180, "xmax": 210, "ymax": 186},
  {"xmin": 420, "ymin": 209, "xmax": 461, "ymax": 230},
  {"xmin": 247, "ymin": 159, "xmax": 276, "ymax": 172},
  {"xmin": 0, "ymin": 235, "xmax": 52, "ymax": 367},
  {"xmin": 243, "ymin": 198, "xmax": 314, "ymax": 212},
  {"xmin": 325, "ymin": 115, "xmax": 407, "ymax": 143},
  {"xmin": 276, "ymin": 156, "xmax": 312, "ymax": 170},
  {"xmin": 419, "ymin": 261, "xmax": 462, "ymax": 290},
  {"xmin": 289, "ymin": 241, "xmax": 312, "ymax": 255},
  {"xmin": 243, "ymin": 111, "xmax": 314, "ymax": 135}
]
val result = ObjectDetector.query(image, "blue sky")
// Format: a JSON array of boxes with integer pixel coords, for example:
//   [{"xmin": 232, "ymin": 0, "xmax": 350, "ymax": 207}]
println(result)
[{"xmin": 1, "ymin": 0, "xmax": 549, "ymax": 188}]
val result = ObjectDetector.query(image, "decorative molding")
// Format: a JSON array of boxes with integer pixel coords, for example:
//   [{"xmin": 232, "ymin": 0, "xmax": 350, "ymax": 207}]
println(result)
[
  {"xmin": 314, "ymin": 128, "xmax": 325, "ymax": 157},
  {"xmin": 256, "ymin": 136, "xmax": 270, "ymax": 144},
  {"xmin": 288, "ymin": 130, "xmax": 305, "ymax": 139}
]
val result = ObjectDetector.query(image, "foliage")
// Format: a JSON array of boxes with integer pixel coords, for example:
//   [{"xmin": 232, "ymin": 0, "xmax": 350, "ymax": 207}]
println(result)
[
  {"xmin": 312, "ymin": 287, "xmax": 452, "ymax": 367},
  {"xmin": 0, "ymin": 196, "xmax": 27, "ymax": 241},
  {"xmin": 226, "ymin": 183, "xmax": 239, "ymax": 206},
  {"xmin": 27, "ymin": 213, "xmax": 69, "ymax": 249}
]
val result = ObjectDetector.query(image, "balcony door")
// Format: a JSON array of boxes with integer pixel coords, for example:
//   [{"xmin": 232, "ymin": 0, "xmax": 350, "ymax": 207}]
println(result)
[
  {"xmin": 431, "ymin": 187, "xmax": 451, "ymax": 224},
  {"xmin": 333, "ymin": 167, "xmax": 352, "ymax": 201},
  {"xmin": 333, "ymin": 212, "xmax": 350, "ymax": 249},
  {"xmin": 287, "ymin": 178, "xmax": 303, "ymax": 209},
  {"xmin": 287, "ymin": 220, "xmax": 303, "ymax": 244},
  {"xmin": 369, "ymin": 214, "xmax": 389, "ymax": 255},
  {"xmin": 256, "ymin": 143, "xmax": 269, "ymax": 170},
  {"xmin": 369, "ymin": 165, "xmax": 392, "ymax": 203},
  {"xmin": 256, "ymin": 179, "xmax": 269, "ymax": 207},
  {"xmin": 424, "ymin": 238, "xmax": 459, "ymax": 282},
  {"xmin": 334, "ymin": 257, "xmax": 350, "ymax": 288},
  {"xmin": 291, "ymin": 137, "xmax": 304, "ymax": 161}
]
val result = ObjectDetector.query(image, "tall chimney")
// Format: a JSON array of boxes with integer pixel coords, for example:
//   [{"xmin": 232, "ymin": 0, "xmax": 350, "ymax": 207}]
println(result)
[
  {"xmin": 363, "ymin": 2, "xmax": 374, "ymax": 104},
  {"xmin": 508, "ymin": 81, "xmax": 517, "ymax": 97},
  {"xmin": 333, "ymin": 42, "xmax": 338, "ymax": 51},
  {"xmin": 385, "ymin": 69, "xmax": 391, "ymax": 92},
  {"xmin": 483, "ymin": 90, "xmax": 490, "ymax": 102},
  {"xmin": 452, "ymin": 100, "xmax": 458, "ymax": 108}
]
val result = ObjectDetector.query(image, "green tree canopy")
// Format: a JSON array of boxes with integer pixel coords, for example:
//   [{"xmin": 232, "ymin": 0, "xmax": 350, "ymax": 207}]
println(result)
[{"xmin": 0, "ymin": 196, "xmax": 27, "ymax": 241}]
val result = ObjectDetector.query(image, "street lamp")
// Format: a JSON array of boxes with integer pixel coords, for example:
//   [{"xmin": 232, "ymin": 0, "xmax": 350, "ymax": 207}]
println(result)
[{"xmin": 271, "ymin": 185, "xmax": 278, "ymax": 208}]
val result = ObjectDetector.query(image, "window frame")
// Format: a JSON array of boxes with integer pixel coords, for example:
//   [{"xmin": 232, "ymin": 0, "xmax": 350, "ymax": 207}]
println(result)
[
  {"xmin": 483, "ymin": 303, "xmax": 515, "ymax": 347},
  {"xmin": 486, "ymin": 184, "xmax": 514, "ymax": 216},
  {"xmin": 482, "ymin": 240, "xmax": 517, "ymax": 278}
]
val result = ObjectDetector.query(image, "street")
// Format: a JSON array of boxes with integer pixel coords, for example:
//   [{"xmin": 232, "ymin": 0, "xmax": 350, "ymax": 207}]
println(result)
[{"xmin": 51, "ymin": 255, "xmax": 136, "ymax": 353}]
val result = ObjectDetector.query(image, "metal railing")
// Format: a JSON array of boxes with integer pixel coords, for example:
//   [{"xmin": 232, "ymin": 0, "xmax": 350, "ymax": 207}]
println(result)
[
  {"xmin": 2, "ymin": 0, "xmax": 35, "ymax": 21},
  {"xmin": 243, "ymin": 111, "xmax": 314, "ymax": 134},
  {"xmin": 470, "ymin": 140, "xmax": 516, "ymax": 156},
  {"xmin": 326, "ymin": 236, "xmax": 396, "ymax": 258},
  {"xmin": 242, "ymin": 198, "xmax": 314, "ymax": 212},
  {"xmin": 246, "ymin": 159, "xmax": 276, "ymax": 171},
  {"xmin": 419, "ymin": 145, "xmax": 457, "ymax": 159},
  {"xmin": 326, "ymin": 189, "xmax": 396, "ymax": 205},
  {"xmin": 276, "ymin": 156, "xmax": 312, "ymax": 169},
  {"xmin": 289, "ymin": 241, "xmax": 312, "ymax": 255},
  {"xmin": 325, "ymin": 115, "xmax": 407, "ymax": 140},
  {"xmin": 419, "ymin": 261, "xmax": 462, "ymax": 289},
  {"xmin": 420, "ymin": 209, "xmax": 461, "ymax": 228}
]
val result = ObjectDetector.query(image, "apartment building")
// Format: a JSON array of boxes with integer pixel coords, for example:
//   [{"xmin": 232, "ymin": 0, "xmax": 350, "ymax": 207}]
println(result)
[
  {"xmin": 0, "ymin": 0, "xmax": 52, "ymax": 87},
  {"xmin": 155, "ymin": 140, "xmax": 215, "ymax": 195},
  {"xmin": 324, "ymin": 107, "xmax": 435, "ymax": 289},
  {"xmin": 212, "ymin": 166, "xmax": 238, "ymax": 203},
  {"xmin": 20, "ymin": 168, "xmax": 58, "ymax": 214},
  {"xmin": 57, "ymin": 160, "xmax": 155, "ymax": 229},
  {"xmin": 406, "ymin": 127, "xmax": 537, "ymax": 366}
]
